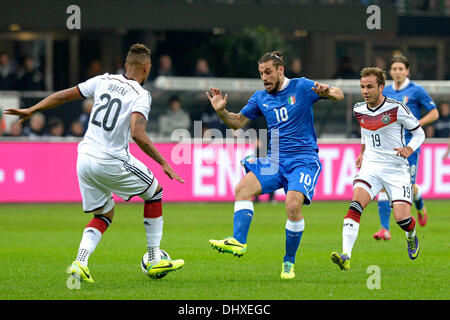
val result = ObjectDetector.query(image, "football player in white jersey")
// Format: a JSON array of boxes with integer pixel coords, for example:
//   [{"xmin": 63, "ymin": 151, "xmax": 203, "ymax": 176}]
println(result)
[
  {"xmin": 330, "ymin": 67, "xmax": 425, "ymax": 270},
  {"xmin": 5, "ymin": 43, "xmax": 185, "ymax": 282}
]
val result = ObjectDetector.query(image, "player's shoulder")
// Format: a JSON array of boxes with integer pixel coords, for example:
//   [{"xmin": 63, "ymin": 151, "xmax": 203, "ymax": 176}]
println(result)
[
  {"xmin": 385, "ymin": 97, "xmax": 412, "ymax": 114},
  {"xmin": 408, "ymin": 80, "xmax": 423, "ymax": 89},
  {"xmin": 383, "ymin": 83, "xmax": 394, "ymax": 93},
  {"xmin": 252, "ymin": 89, "xmax": 267, "ymax": 100},
  {"xmin": 292, "ymin": 76, "xmax": 313, "ymax": 87},
  {"xmin": 353, "ymin": 101, "xmax": 366, "ymax": 110},
  {"xmin": 111, "ymin": 74, "xmax": 148, "ymax": 95},
  {"xmin": 406, "ymin": 80, "xmax": 430, "ymax": 95}
]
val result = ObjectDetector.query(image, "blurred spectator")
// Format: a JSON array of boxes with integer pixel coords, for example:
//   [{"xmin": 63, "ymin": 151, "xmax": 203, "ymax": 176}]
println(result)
[
  {"xmin": 83, "ymin": 60, "xmax": 103, "ymax": 81},
  {"xmin": 0, "ymin": 108, "xmax": 5, "ymax": 135},
  {"xmin": 373, "ymin": 56, "xmax": 386, "ymax": 71},
  {"xmin": 48, "ymin": 118, "xmax": 65, "ymax": 137},
  {"xmin": 285, "ymin": 57, "xmax": 303, "ymax": 79},
  {"xmin": 347, "ymin": 122, "xmax": 361, "ymax": 138},
  {"xmin": 434, "ymin": 102, "xmax": 450, "ymax": 138},
  {"xmin": 199, "ymin": 103, "xmax": 226, "ymax": 138},
  {"xmin": 156, "ymin": 54, "xmax": 176, "ymax": 77},
  {"xmin": 23, "ymin": 112, "xmax": 46, "ymax": 138},
  {"xmin": 158, "ymin": 95, "xmax": 191, "ymax": 138},
  {"xmin": 333, "ymin": 56, "xmax": 359, "ymax": 79},
  {"xmin": 424, "ymin": 125, "xmax": 435, "ymax": 138},
  {"xmin": 15, "ymin": 57, "xmax": 45, "ymax": 91},
  {"xmin": 79, "ymin": 98, "xmax": 94, "ymax": 133},
  {"xmin": 67, "ymin": 120, "xmax": 84, "ymax": 138},
  {"xmin": 3, "ymin": 122, "xmax": 24, "ymax": 137},
  {"xmin": 114, "ymin": 58, "xmax": 125, "ymax": 75},
  {"xmin": 0, "ymin": 53, "xmax": 16, "ymax": 90},
  {"xmin": 193, "ymin": 58, "xmax": 215, "ymax": 77}
]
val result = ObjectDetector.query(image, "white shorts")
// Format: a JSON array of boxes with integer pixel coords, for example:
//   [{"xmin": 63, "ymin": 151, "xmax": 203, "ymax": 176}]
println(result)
[
  {"xmin": 77, "ymin": 153, "xmax": 159, "ymax": 213},
  {"xmin": 353, "ymin": 162, "xmax": 413, "ymax": 206}
]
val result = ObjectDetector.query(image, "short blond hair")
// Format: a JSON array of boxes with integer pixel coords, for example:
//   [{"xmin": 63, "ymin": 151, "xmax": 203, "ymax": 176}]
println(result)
[{"xmin": 360, "ymin": 67, "xmax": 386, "ymax": 87}]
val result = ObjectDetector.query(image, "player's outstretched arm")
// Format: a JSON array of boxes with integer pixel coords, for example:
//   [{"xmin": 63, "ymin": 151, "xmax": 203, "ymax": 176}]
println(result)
[
  {"xmin": 130, "ymin": 112, "xmax": 184, "ymax": 183},
  {"xmin": 206, "ymin": 88, "xmax": 250, "ymax": 130},
  {"xmin": 311, "ymin": 82, "xmax": 344, "ymax": 101},
  {"xmin": 4, "ymin": 87, "xmax": 82, "ymax": 123}
]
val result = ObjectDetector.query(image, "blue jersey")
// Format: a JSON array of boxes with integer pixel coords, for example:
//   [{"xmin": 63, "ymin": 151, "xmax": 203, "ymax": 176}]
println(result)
[
  {"xmin": 383, "ymin": 80, "xmax": 436, "ymax": 145},
  {"xmin": 240, "ymin": 77, "xmax": 325, "ymax": 160}
]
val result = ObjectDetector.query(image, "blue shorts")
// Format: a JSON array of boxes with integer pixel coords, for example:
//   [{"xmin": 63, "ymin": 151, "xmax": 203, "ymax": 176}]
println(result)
[
  {"xmin": 241, "ymin": 155, "xmax": 322, "ymax": 205},
  {"xmin": 407, "ymin": 150, "xmax": 419, "ymax": 184}
]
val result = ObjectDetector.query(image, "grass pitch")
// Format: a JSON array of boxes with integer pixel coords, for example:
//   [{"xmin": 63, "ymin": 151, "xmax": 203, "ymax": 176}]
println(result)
[{"xmin": 0, "ymin": 200, "xmax": 448, "ymax": 300}]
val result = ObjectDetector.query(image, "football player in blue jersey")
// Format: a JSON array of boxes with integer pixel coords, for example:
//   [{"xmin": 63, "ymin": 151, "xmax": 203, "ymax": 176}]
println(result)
[
  {"xmin": 206, "ymin": 51, "xmax": 344, "ymax": 279},
  {"xmin": 373, "ymin": 55, "xmax": 439, "ymax": 241}
]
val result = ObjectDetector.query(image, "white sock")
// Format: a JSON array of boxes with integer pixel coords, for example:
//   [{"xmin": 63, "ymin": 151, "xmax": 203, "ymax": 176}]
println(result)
[
  {"xmin": 342, "ymin": 218, "xmax": 359, "ymax": 258},
  {"xmin": 144, "ymin": 216, "xmax": 164, "ymax": 264},
  {"xmin": 377, "ymin": 191, "xmax": 389, "ymax": 202},
  {"xmin": 406, "ymin": 229, "xmax": 416, "ymax": 239},
  {"xmin": 413, "ymin": 185, "xmax": 422, "ymax": 201},
  {"xmin": 76, "ymin": 227, "xmax": 102, "ymax": 267}
]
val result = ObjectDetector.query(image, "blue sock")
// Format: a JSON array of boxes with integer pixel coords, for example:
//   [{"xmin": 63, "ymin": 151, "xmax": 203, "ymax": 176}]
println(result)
[
  {"xmin": 377, "ymin": 200, "xmax": 391, "ymax": 230},
  {"xmin": 414, "ymin": 197, "xmax": 424, "ymax": 211},
  {"xmin": 413, "ymin": 185, "xmax": 424, "ymax": 210},
  {"xmin": 284, "ymin": 219, "xmax": 304, "ymax": 263},
  {"xmin": 233, "ymin": 201, "xmax": 254, "ymax": 244}
]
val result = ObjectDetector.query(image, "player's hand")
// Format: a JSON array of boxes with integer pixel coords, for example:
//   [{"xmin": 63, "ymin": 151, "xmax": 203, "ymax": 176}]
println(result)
[
  {"xmin": 161, "ymin": 163, "xmax": 185, "ymax": 183},
  {"xmin": 206, "ymin": 88, "xmax": 228, "ymax": 112},
  {"xmin": 311, "ymin": 82, "xmax": 330, "ymax": 97},
  {"xmin": 4, "ymin": 107, "xmax": 34, "ymax": 123},
  {"xmin": 355, "ymin": 154, "xmax": 363, "ymax": 169},
  {"xmin": 394, "ymin": 146, "xmax": 414, "ymax": 158}
]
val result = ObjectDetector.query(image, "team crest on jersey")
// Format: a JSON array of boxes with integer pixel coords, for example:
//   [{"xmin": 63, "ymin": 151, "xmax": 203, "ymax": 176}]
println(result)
[
  {"xmin": 402, "ymin": 96, "xmax": 409, "ymax": 104},
  {"xmin": 354, "ymin": 107, "xmax": 398, "ymax": 131},
  {"xmin": 381, "ymin": 114, "xmax": 391, "ymax": 124},
  {"xmin": 288, "ymin": 96, "xmax": 296, "ymax": 105}
]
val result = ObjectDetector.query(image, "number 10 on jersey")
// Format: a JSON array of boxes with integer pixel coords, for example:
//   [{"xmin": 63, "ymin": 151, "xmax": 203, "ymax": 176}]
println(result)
[{"xmin": 274, "ymin": 107, "xmax": 288, "ymax": 122}]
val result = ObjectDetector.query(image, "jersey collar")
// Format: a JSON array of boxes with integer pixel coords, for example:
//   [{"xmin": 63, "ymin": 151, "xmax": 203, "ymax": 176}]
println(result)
[
  {"xmin": 393, "ymin": 77, "xmax": 410, "ymax": 91},
  {"xmin": 279, "ymin": 77, "xmax": 290, "ymax": 91},
  {"xmin": 367, "ymin": 96, "xmax": 386, "ymax": 112}
]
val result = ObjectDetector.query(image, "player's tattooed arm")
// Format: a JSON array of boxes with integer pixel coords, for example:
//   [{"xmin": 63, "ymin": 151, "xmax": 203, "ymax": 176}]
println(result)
[
  {"xmin": 131, "ymin": 113, "xmax": 166, "ymax": 165},
  {"xmin": 130, "ymin": 112, "xmax": 184, "ymax": 183}
]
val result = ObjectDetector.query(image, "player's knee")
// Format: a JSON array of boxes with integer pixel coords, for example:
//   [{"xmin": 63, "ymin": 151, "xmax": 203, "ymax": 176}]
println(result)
[
  {"xmin": 94, "ymin": 198, "xmax": 115, "ymax": 221},
  {"xmin": 235, "ymin": 182, "xmax": 252, "ymax": 201},
  {"xmin": 285, "ymin": 199, "xmax": 301, "ymax": 217}
]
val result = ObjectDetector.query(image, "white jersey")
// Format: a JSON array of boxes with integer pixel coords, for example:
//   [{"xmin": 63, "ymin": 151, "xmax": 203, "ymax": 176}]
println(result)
[
  {"xmin": 354, "ymin": 97, "xmax": 420, "ymax": 166},
  {"xmin": 77, "ymin": 73, "xmax": 151, "ymax": 161}
]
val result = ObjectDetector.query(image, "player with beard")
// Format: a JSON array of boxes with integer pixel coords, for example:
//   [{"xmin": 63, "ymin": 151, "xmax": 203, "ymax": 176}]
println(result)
[{"xmin": 206, "ymin": 51, "xmax": 344, "ymax": 279}]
